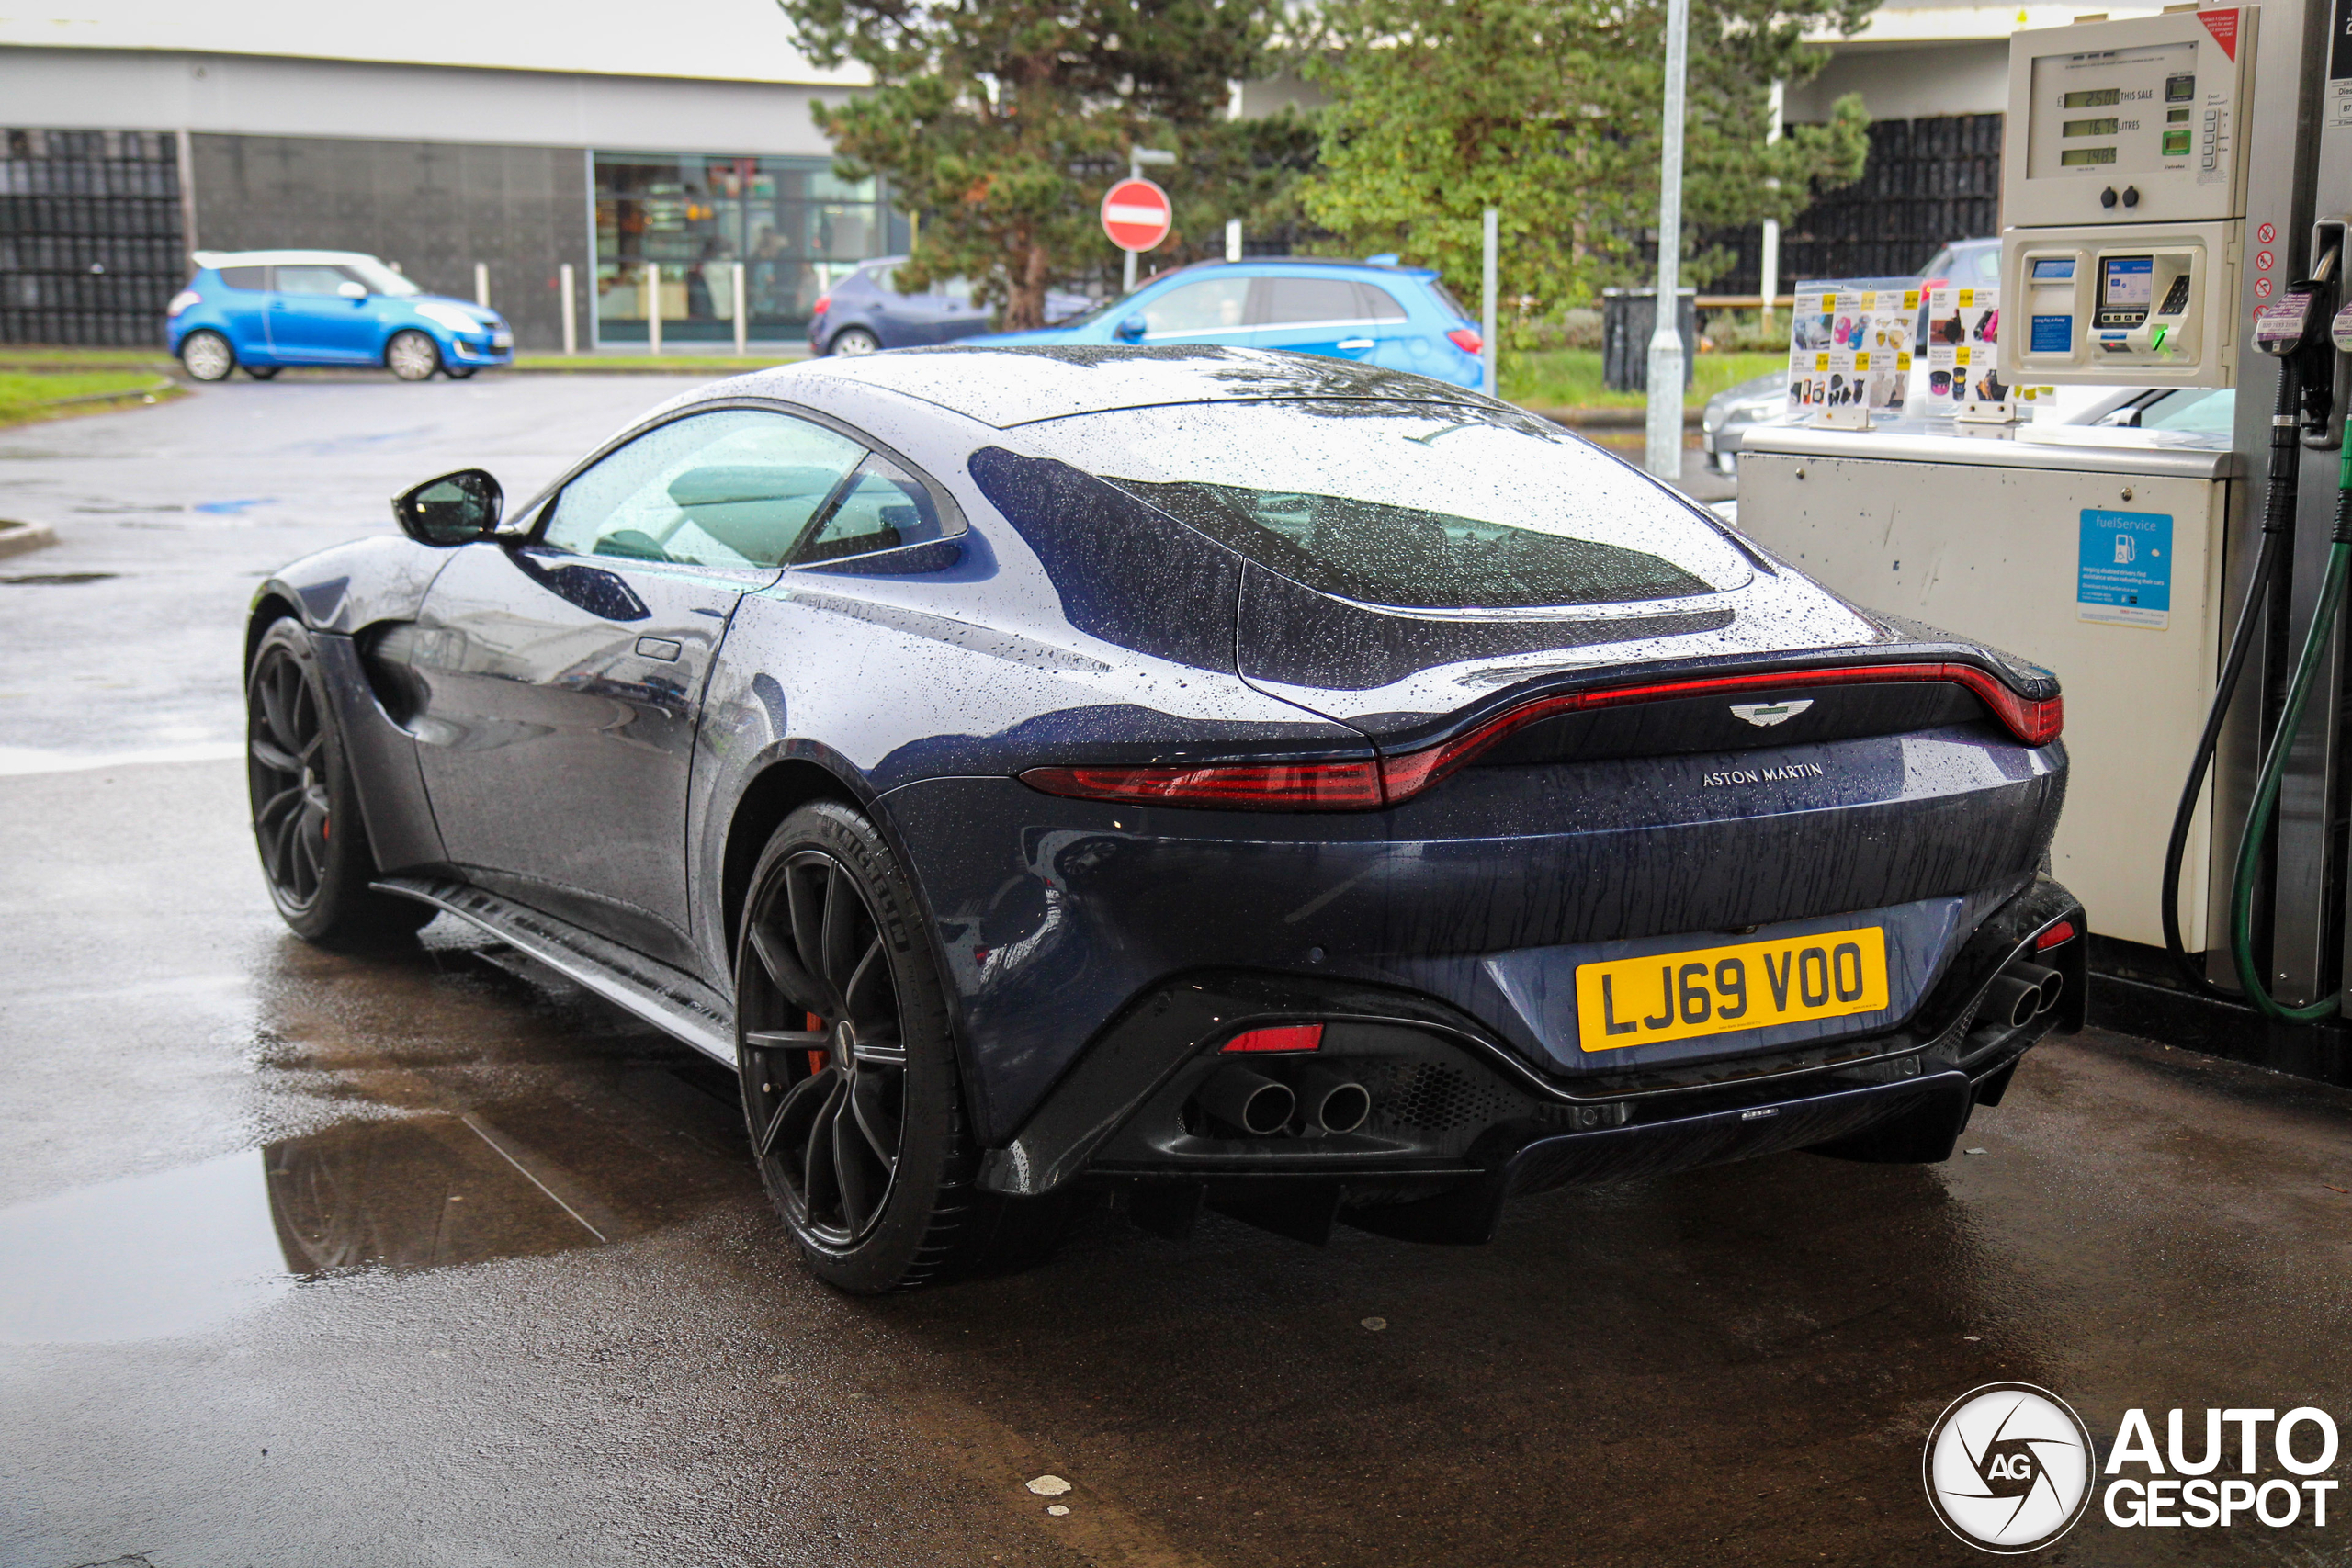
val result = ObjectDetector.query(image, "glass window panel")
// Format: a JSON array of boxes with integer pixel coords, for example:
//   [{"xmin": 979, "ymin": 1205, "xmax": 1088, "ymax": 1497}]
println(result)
[
  {"xmin": 1261, "ymin": 276, "xmax": 1366, "ymax": 326},
  {"xmin": 274, "ymin": 265, "xmax": 351, "ymax": 296},
  {"xmin": 1356, "ymin": 283, "xmax": 1410, "ymax": 322},
  {"xmin": 593, "ymin": 151, "xmax": 892, "ymax": 341},
  {"xmin": 542, "ymin": 409, "xmax": 865, "ymax": 570},
  {"xmin": 1142, "ymin": 277, "xmax": 1251, "ymax": 334},
  {"xmin": 1030, "ymin": 400, "xmax": 1751, "ymax": 609},
  {"xmin": 795, "ymin": 455, "xmax": 947, "ymax": 564}
]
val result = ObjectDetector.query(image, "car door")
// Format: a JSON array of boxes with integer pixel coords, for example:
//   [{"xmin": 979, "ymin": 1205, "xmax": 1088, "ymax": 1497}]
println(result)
[
  {"xmin": 265, "ymin": 263, "xmax": 377, "ymax": 362},
  {"xmin": 212, "ymin": 265, "xmax": 275, "ymax": 363},
  {"xmin": 1132, "ymin": 275, "xmax": 1255, "ymax": 346},
  {"xmin": 1251, "ymin": 276, "xmax": 1390, "ymax": 362},
  {"xmin": 933, "ymin": 276, "xmax": 993, "ymax": 344},
  {"xmin": 405, "ymin": 405, "xmax": 867, "ymax": 964}
]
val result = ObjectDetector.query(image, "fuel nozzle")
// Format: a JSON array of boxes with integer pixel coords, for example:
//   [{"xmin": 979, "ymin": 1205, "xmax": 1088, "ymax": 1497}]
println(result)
[{"xmin": 2253, "ymin": 265, "xmax": 2341, "ymax": 444}]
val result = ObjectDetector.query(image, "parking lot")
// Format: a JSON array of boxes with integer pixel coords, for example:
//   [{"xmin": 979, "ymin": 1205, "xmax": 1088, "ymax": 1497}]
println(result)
[{"xmin": 5, "ymin": 374, "xmax": 2352, "ymax": 1567}]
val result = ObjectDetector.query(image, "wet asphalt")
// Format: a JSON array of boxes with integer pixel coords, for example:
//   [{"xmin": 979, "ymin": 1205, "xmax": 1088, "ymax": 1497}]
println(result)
[{"xmin": 4, "ymin": 374, "xmax": 2351, "ymax": 1567}]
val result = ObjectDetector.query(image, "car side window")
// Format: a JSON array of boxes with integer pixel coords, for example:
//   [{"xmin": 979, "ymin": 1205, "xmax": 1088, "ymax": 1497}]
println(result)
[
  {"xmin": 1142, "ymin": 277, "xmax": 1251, "ymax": 335},
  {"xmin": 541, "ymin": 409, "xmax": 865, "ymax": 570},
  {"xmin": 275, "ymin": 265, "xmax": 352, "ymax": 296},
  {"xmin": 792, "ymin": 454, "xmax": 948, "ymax": 564},
  {"xmin": 1357, "ymin": 283, "xmax": 1409, "ymax": 322},
  {"xmin": 1262, "ymin": 276, "xmax": 1367, "ymax": 326},
  {"xmin": 218, "ymin": 266, "xmax": 267, "ymax": 291}
]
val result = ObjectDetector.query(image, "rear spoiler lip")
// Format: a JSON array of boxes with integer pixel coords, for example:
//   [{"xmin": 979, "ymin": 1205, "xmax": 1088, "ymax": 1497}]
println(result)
[{"xmin": 1374, "ymin": 640, "xmax": 2060, "ymax": 761}]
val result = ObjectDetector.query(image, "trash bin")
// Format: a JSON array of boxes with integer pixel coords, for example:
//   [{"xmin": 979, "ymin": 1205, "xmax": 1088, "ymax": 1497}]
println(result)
[{"xmin": 1600, "ymin": 288, "xmax": 1700, "ymax": 393}]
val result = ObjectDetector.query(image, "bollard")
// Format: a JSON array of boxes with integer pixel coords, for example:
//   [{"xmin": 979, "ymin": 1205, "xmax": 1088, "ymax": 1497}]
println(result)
[
  {"xmin": 474, "ymin": 262, "xmax": 489, "ymax": 309},
  {"xmin": 646, "ymin": 262, "xmax": 662, "ymax": 355},
  {"xmin": 1225, "ymin": 219, "xmax": 1241, "ymax": 264},
  {"xmin": 733, "ymin": 262, "xmax": 748, "ymax": 355},
  {"xmin": 560, "ymin": 263, "xmax": 577, "ymax": 355}
]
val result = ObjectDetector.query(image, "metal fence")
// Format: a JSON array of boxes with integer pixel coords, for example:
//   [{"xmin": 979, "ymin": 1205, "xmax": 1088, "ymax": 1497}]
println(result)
[
  {"xmin": 0, "ymin": 129, "xmax": 187, "ymax": 347},
  {"xmin": 1703, "ymin": 113, "xmax": 2003, "ymax": 292}
]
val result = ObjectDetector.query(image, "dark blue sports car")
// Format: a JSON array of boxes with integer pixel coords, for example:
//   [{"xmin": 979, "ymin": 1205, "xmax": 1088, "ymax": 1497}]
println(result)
[{"xmin": 246, "ymin": 346, "xmax": 2082, "ymax": 1292}]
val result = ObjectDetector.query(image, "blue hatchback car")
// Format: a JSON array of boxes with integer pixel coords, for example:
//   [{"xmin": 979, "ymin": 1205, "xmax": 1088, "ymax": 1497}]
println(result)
[
  {"xmin": 167, "ymin": 250, "xmax": 514, "ymax": 383},
  {"xmin": 968, "ymin": 257, "xmax": 1484, "ymax": 387}
]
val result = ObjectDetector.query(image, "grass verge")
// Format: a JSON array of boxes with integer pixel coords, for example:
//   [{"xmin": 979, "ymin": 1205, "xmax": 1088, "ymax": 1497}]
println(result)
[
  {"xmin": 1502, "ymin": 349, "xmax": 1783, "ymax": 412},
  {"xmin": 0, "ymin": 370, "xmax": 179, "ymax": 428}
]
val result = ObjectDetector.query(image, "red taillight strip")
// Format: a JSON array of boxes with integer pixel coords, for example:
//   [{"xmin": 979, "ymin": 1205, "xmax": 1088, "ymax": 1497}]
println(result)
[
  {"xmin": 1018, "ymin": 661, "xmax": 2061, "ymax": 812},
  {"xmin": 1021, "ymin": 760, "xmax": 1383, "ymax": 810}
]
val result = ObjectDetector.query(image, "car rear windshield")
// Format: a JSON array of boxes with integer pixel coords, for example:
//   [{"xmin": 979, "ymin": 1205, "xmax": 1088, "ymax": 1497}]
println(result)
[{"xmin": 1024, "ymin": 400, "xmax": 1750, "ymax": 610}]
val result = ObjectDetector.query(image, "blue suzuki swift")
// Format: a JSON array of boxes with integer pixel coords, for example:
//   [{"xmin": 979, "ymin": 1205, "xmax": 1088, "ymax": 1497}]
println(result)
[
  {"xmin": 167, "ymin": 250, "xmax": 514, "ymax": 382},
  {"xmin": 967, "ymin": 257, "xmax": 1485, "ymax": 386}
]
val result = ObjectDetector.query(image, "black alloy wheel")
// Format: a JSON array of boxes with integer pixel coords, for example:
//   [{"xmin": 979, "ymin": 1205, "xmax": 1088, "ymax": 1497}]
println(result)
[
  {"xmin": 249, "ymin": 636, "xmax": 334, "ymax": 911},
  {"xmin": 245, "ymin": 618, "xmax": 432, "ymax": 948},
  {"xmin": 735, "ymin": 802, "xmax": 1069, "ymax": 1292},
  {"xmin": 743, "ymin": 844, "xmax": 909, "ymax": 1247}
]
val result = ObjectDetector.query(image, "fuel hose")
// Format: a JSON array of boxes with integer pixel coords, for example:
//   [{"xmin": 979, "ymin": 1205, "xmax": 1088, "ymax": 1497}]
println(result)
[
  {"xmin": 2226, "ymin": 444, "xmax": 2352, "ymax": 1021},
  {"xmin": 2157, "ymin": 366, "xmax": 2301, "ymax": 993}
]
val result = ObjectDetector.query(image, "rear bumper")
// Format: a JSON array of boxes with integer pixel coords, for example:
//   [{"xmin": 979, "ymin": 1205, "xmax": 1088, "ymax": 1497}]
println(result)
[
  {"xmin": 976, "ymin": 874, "xmax": 2084, "ymax": 1199},
  {"xmin": 887, "ymin": 743, "xmax": 2061, "ymax": 1141}
]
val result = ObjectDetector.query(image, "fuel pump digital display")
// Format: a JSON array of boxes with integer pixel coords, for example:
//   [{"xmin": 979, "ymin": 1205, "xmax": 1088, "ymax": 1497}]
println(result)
[{"xmin": 2103, "ymin": 257, "xmax": 2155, "ymax": 307}]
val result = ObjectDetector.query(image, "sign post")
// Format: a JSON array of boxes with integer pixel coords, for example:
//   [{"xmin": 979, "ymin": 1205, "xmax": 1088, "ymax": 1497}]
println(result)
[
  {"xmin": 1110, "ymin": 148, "xmax": 1177, "ymax": 293},
  {"xmin": 1644, "ymin": 0, "xmax": 1691, "ymax": 479}
]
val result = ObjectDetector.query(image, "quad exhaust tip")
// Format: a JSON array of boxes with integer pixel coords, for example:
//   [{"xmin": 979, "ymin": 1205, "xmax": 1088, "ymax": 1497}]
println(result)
[
  {"xmin": 1295, "ymin": 1066, "xmax": 1371, "ymax": 1135},
  {"xmin": 1984, "ymin": 960, "xmax": 2064, "ymax": 1030},
  {"xmin": 1200, "ymin": 1066, "xmax": 1295, "ymax": 1137},
  {"xmin": 1197, "ymin": 1063, "xmax": 1372, "ymax": 1137}
]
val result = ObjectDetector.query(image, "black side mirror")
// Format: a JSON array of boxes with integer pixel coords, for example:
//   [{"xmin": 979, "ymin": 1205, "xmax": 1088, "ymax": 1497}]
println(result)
[
  {"xmin": 1114, "ymin": 314, "xmax": 1147, "ymax": 344},
  {"xmin": 394, "ymin": 468, "xmax": 503, "ymax": 546}
]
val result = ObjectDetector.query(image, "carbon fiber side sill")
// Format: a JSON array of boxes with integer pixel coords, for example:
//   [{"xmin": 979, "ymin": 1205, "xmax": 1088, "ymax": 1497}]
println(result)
[{"xmin": 375, "ymin": 875, "xmax": 736, "ymax": 1065}]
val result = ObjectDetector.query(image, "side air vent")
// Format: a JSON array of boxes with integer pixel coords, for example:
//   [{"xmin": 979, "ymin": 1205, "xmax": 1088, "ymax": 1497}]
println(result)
[{"xmin": 356, "ymin": 622, "xmax": 429, "ymax": 728}]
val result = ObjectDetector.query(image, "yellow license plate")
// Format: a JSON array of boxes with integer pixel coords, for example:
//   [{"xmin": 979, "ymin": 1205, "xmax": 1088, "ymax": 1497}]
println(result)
[{"xmin": 1574, "ymin": 926, "xmax": 1890, "ymax": 1052}]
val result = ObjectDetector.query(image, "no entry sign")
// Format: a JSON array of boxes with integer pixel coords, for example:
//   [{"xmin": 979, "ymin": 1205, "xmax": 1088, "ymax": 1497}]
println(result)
[{"xmin": 1101, "ymin": 178, "xmax": 1172, "ymax": 253}]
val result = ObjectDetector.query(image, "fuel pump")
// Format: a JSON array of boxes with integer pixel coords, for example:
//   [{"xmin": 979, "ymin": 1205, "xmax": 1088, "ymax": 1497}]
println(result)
[
  {"xmin": 2161, "ymin": 256, "xmax": 2338, "ymax": 1007},
  {"xmin": 1999, "ymin": 7, "xmax": 2257, "ymax": 389}
]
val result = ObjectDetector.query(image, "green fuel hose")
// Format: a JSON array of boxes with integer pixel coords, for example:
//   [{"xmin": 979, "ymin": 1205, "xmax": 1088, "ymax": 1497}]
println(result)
[{"xmin": 2227, "ymin": 444, "xmax": 2352, "ymax": 1021}]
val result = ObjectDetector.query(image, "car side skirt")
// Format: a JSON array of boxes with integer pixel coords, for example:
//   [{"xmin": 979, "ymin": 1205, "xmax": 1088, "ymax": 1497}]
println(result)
[{"xmin": 376, "ymin": 874, "xmax": 737, "ymax": 1064}]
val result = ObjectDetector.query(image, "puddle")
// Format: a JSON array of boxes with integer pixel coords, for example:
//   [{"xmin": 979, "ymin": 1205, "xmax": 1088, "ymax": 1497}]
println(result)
[
  {"xmin": 0, "ymin": 1111, "xmax": 649, "ymax": 1345},
  {"xmin": 0, "ymin": 1150, "xmax": 290, "ymax": 1345},
  {"xmin": 266, "ymin": 1111, "xmax": 632, "ymax": 1275}
]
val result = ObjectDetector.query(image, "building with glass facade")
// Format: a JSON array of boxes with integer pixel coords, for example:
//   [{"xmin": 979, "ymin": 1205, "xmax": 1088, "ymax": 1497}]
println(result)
[
  {"xmin": 0, "ymin": 2, "xmax": 900, "ymax": 348},
  {"xmin": 592, "ymin": 153, "xmax": 902, "ymax": 345}
]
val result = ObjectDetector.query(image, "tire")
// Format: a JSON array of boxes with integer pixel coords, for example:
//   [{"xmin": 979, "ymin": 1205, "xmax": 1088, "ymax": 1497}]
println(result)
[
  {"xmin": 246, "ymin": 618, "xmax": 434, "ymax": 949},
  {"xmin": 244, "ymin": 365, "xmax": 280, "ymax": 381},
  {"xmin": 180, "ymin": 331, "xmax": 234, "ymax": 382},
  {"xmin": 386, "ymin": 330, "xmax": 441, "ymax": 381},
  {"xmin": 734, "ymin": 802, "xmax": 1067, "ymax": 1292},
  {"xmin": 827, "ymin": 327, "xmax": 882, "ymax": 357},
  {"xmin": 446, "ymin": 366, "xmax": 477, "ymax": 379}
]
